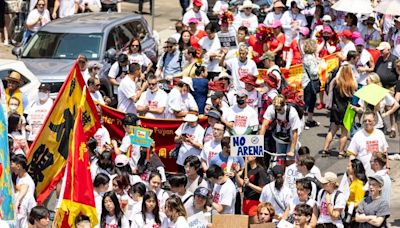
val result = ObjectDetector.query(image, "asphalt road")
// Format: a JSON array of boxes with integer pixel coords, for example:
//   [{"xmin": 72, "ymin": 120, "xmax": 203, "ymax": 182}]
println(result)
[{"xmin": 1, "ymin": 0, "xmax": 399, "ymax": 226}]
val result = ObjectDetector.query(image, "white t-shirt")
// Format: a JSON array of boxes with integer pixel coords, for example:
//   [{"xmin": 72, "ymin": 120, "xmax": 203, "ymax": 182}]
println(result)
[
  {"xmin": 198, "ymin": 36, "xmax": 222, "ymax": 73},
  {"xmin": 212, "ymin": 0, "xmax": 229, "ymax": 13},
  {"xmin": 244, "ymin": 89, "xmax": 261, "ymax": 112},
  {"xmin": 356, "ymin": 49, "xmax": 373, "ymax": 85},
  {"xmin": 225, "ymin": 58, "xmax": 258, "ymax": 90},
  {"xmin": 119, "ymin": 134, "xmax": 141, "ymax": 169},
  {"xmin": 232, "ymin": 12, "xmax": 258, "ymax": 34},
  {"xmin": 391, "ymin": 29, "xmax": 400, "ymax": 57},
  {"xmin": 359, "ymin": 94, "xmax": 396, "ymax": 129},
  {"xmin": 175, "ymin": 123, "xmax": 205, "ymax": 165},
  {"xmin": 117, "ymin": 76, "xmax": 137, "ymax": 114},
  {"xmin": 156, "ymin": 189, "xmax": 169, "ymax": 211},
  {"xmin": 263, "ymin": 105, "xmax": 302, "ymax": 134},
  {"xmin": 178, "ymin": 191, "xmax": 195, "ymax": 216},
  {"xmin": 131, "ymin": 212, "xmax": 167, "ymax": 228},
  {"xmin": 26, "ymin": 9, "xmax": 51, "ymax": 32},
  {"xmin": 259, "ymin": 181, "xmax": 292, "ymax": 216},
  {"xmin": 136, "ymin": 89, "xmax": 168, "ymax": 119},
  {"xmin": 104, "ymin": 214, "xmax": 130, "ymax": 228},
  {"xmin": 57, "ymin": 0, "xmax": 77, "ymax": 18},
  {"xmin": 280, "ymin": 11, "xmax": 308, "ymax": 45},
  {"xmin": 226, "ymin": 104, "xmax": 259, "ymax": 135},
  {"xmin": 340, "ymin": 41, "xmax": 356, "ymax": 59},
  {"xmin": 128, "ymin": 52, "xmax": 152, "ymax": 67},
  {"xmin": 182, "ymin": 9, "xmax": 210, "ymax": 30},
  {"xmin": 167, "ymin": 88, "xmax": 198, "ymax": 119},
  {"xmin": 212, "ymin": 178, "xmax": 236, "ymax": 214},
  {"xmin": 200, "ymin": 139, "xmax": 222, "ymax": 168},
  {"xmin": 165, "ymin": 216, "xmax": 190, "ymax": 228},
  {"xmin": 186, "ymin": 175, "xmax": 208, "ymax": 194},
  {"xmin": 264, "ymin": 12, "xmax": 283, "ymax": 27},
  {"xmin": 347, "ymin": 129, "xmax": 388, "ymax": 176},
  {"xmin": 316, "ymin": 189, "xmax": 346, "ymax": 228},
  {"xmin": 16, "ymin": 173, "xmax": 36, "ymax": 201},
  {"xmin": 91, "ymin": 91, "xmax": 105, "ymax": 104},
  {"xmin": 108, "ymin": 62, "xmax": 128, "ymax": 94},
  {"xmin": 26, "ymin": 98, "xmax": 53, "ymax": 141},
  {"xmin": 284, "ymin": 163, "xmax": 322, "ymax": 197},
  {"xmin": 94, "ymin": 125, "xmax": 111, "ymax": 151}
]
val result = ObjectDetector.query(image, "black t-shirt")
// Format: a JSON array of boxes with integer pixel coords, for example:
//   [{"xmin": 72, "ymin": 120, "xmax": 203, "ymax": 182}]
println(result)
[
  {"xmin": 374, "ymin": 54, "xmax": 398, "ymax": 88},
  {"xmin": 396, "ymin": 80, "xmax": 400, "ymax": 93},
  {"xmin": 242, "ymin": 165, "xmax": 269, "ymax": 200}
]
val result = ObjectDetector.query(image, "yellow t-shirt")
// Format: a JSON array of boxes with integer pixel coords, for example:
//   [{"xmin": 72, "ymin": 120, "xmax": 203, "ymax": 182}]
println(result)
[{"xmin": 348, "ymin": 178, "xmax": 365, "ymax": 205}]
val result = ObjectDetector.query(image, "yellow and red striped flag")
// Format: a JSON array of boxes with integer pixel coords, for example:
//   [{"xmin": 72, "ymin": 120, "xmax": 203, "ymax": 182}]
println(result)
[
  {"xmin": 26, "ymin": 62, "xmax": 100, "ymax": 204},
  {"xmin": 56, "ymin": 88, "xmax": 98, "ymax": 227}
]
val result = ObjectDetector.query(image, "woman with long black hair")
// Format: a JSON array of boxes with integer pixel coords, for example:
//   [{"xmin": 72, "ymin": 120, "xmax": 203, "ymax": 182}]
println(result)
[
  {"xmin": 131, "ymin": 191, "xmax": 167, "ymax": 227},
  {"xmin": 100, "ymin": 191, "xmax": 129, "ymax": 227}
]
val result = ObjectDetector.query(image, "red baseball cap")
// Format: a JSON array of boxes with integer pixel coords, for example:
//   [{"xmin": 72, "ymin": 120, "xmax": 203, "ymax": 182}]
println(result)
[
  {"xmin": 193, "ymin": 0, "xmax": 203, "ymax": 7},
  {"xmin": 340, "ymin": 30, "xmax": 352, "ymax": 39}
]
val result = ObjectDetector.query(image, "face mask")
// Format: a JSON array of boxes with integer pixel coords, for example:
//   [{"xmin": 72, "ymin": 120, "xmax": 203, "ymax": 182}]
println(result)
[
  {"xmin": 237, "ymin": 99, "xmax": 246, "ymax": 105},
  {"xmin": 9, "ymin": 104, "xmax": 18, "ymax": 112},
  {"xmin": 322, "ymin": 35, "xmax": 330, "ymax": 41},
  {"xmin": 38, "ymin": 92, "xmax": 49, "ymax": 101}
]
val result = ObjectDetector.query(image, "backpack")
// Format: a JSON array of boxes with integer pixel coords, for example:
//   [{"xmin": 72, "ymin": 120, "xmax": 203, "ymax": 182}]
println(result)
[
  {"xmin": 318, "ymin": 189, "xmax": 343, "ymax": 219},
  {"xmin": 304, "ymin": 176, "xmax": 323, "ymax": 201},
  {"xmin": 281, "ymin": 87, "xmax": 304, "ymax": 120},
  {"xmin": 268, "ymin": 68, "xmax": 289, "ymax": 93},
  {"xmin": 162, "ymin": 50, "xmax": 183, "ymax": 71}
]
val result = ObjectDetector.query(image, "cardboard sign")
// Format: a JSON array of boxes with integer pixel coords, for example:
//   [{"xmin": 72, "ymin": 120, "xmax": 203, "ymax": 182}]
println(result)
[
  {"xmin": 130, "ymin": 126, "xmax": 153, "ymax": 148},
  {"xmin": 212, "ymin": 214, "xmax": 248, "ymax": 228},
  {"xmin": 230, "ymin": 135, "xmax": 264, "ymax": 157}
]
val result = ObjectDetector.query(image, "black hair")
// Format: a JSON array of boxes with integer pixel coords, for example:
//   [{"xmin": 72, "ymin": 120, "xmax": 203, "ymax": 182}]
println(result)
[
  {"xmin": 112, "ymin": 175, "xmax": 130, "ymax": 190},
  {"xmin": 117, "ymin": 54, "xmax": 128, "ymax": 63},
  {"xmin": 184, "ymin": 155, "xmax": 203, "ymax": 176},
  {"xmin": 295, "ymin": 203, "xmax": 313, "ymax": 218},
  {"xmin": 101, "ymin": 191, "xmax": 124, "ymax": 227},
  {"xmin": 11, "ymin": 154, "xmax": 28, "ymax": 170},
  {"xmin": 178, "ymin": 30, "xmax": 192, "ymax": 51},
  {"xmin": 75, "ymin": 214, "xmax": 91, "ymax": 226},
  {"xmin": 149, "ymin": 171, "xmax": 162, "ymax": 182},
  {"xmin": 8, "ymin": 112, "xmax": 20, "ymax": 133},
  {"xmin": 195, "ymin": 64, "xmax": 206, "ymax": 77},
  {"xmin": 28, "ymin": 205, "xmax": 49, "ymax": 225},
  {"xmin": 169, "ymin": 173, "xmax": 188, "ymax": 187},
  {"xmin": 93, "ymin": 173, "xmax": 110, "ymax": 188},
  {"xmin": 221, "ymin": 136, "xmax": 230, "ymax": 149},
  {"xmin": 298, "ymin": 146, "xmax": 310, "ymax": 156},
  {"xmin": 141, "ymin": 191, "xmax": 162, "ymax": 225},
  {"xmin": 187, "ymin": 47, "xmax": 197, "ymax": 58},
  {"xmin": 87, "ymin": 77, "xmax": 96, "ymax": 86},
  {"xmin": 123, "ymin": 113, "xmax": 139, "ymax": 126},
  {"xmin": 147, "ymin": 74, "xmax": 158, "ymax": 81},
  {"xmin": 351, "ymin": 158, "xmax": 367, "ymax": 184},
  {"xmin": 129, "ymin": 63, "xmax": 141, "ymax": 74},
  {"xmin": 315, "ymin": 4, "xmax": 324, "ymax": 18},
  {"xmin": 205, "ymin": 22, "xmax": 217, "ymax": 33},
  {"xmin": 298, "ymin": 155, "xmax": 315, "ymax": 171},
  {"xmin": 206, "ymin": 164, "xmax": 224, "ymax": 179},
  {"xmin": 346, "ymin": 50, "xmax": 359, "ymax": 61},
  {"xmin": 130, "ymin": 182, "xmax": 146, "ymax": 196},
  {"xmin": 97, "ymin": 150, "xmax": 114, "ymax": 172},
  {"xmin": 346, "ymin": 13, "xmax": 358, "ymax": 26},
  {"xmin": 296, "ymin": 178, "xmax": 313, "ymax": 195},
  {"xmin": 238, "ymin": 26, "xmax": 249, "ymax": 35}
]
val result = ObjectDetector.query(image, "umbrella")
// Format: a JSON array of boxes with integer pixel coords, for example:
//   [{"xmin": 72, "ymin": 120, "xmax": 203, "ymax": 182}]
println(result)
[
  {"xmin": 332, "ymin": 0, "xmax": 373, "ymax": 14},
  {"xmin": 354, "ymin": 83, "xmax": 389, "ymax": 106},
  {"xmin": 374, "ymin": 0, "xmax": 400, "ymax": 16}
]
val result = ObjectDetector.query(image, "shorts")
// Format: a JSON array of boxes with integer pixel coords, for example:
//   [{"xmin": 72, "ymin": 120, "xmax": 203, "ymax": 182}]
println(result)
[{"xmin": 242, "ymin": 199, "xmax": 260, "ymax": 216}]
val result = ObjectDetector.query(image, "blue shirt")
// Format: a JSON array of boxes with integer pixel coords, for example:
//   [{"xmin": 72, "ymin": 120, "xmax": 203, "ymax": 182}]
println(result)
[
  {"xmin": 157, "ymin": 50, "xmax": 183, "ymax": 76},
  {"xmin": 210, "ymin": 152, "xmax": 245, "ymax": 174}
]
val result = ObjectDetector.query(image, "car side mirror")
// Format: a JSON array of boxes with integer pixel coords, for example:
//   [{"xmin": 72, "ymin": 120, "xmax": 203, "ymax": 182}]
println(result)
[{"xmin": 12, "ymin": 47, "xmax": 22, "ymax": 59}]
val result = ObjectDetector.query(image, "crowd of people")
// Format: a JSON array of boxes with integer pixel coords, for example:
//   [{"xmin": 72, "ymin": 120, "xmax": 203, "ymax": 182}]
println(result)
[{"xmin": 1, "ymin": 0, "xmax": 400, "ymax": 227}]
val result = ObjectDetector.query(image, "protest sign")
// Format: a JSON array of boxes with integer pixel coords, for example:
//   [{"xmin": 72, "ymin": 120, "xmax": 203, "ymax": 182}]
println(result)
[
  {"xmin": 130, "ymin": 126, "xmax": 153, "ymax": 148},
  {"xmin": 188, "ymin": 211, "xmax": 211, "ymax": 228},
  {"xmin": 212, "ymin": 214, "xmax": 248, "ymax": 228},
  {"xmin": 230, "ymin": 135, "xmax": 264, "ymax": 157}
]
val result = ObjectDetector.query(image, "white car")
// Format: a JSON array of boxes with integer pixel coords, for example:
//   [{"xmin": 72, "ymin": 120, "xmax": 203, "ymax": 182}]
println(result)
[{"xmin": 0, "ymin": 59, "xmax": 41, "ymax": 111}]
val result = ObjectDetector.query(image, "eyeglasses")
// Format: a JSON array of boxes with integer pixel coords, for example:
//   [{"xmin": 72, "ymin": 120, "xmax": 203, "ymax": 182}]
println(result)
[{"xmin": 244, "ymin": 7, "xmax": 252, "ymax": 10}]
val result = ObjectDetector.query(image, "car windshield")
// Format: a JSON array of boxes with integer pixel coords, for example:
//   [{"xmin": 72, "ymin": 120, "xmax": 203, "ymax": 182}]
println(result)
[{"xmin": 22, "ymin": 32, "xmax": 103, "ymax": 60}]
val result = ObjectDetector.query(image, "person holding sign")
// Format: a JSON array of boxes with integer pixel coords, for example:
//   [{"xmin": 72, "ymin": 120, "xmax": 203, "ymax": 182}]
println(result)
[
  {"xmin": 200, "ymin": 122, "xmax": 225, "ymax": 171},
  {"xmin": 236, "ymin": 156, "xmax": 269, "ymax": 223},
  {"xmin": 210, "ymin": 136, "xmax": 244, "ymax": 177},
  {"xmin": 225, "ymin": 90, "xmax": 259, "ymax": 135}
]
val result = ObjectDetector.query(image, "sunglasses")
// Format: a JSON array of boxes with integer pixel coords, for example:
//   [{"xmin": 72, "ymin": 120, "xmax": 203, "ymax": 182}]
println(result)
[
  {"xmin": 167, "ymin": 46, "xmax": 174, "ymax": 48},
  {"xmin": 244, "ymin": 7, "xmax": 252, "ymax": 10}
]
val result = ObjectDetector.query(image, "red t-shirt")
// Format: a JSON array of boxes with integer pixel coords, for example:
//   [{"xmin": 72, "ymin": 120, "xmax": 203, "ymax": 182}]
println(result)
[
  {"xmin": 248, "ymin": 35, "xmax": 265, "ymax": 64},
  {"xmin": 191, "ymin": 30, "xmax": 207, "ymax": 52},
  {"xmin": 268, "ymin": 33, "xmax": 285, "ymax": 53}
]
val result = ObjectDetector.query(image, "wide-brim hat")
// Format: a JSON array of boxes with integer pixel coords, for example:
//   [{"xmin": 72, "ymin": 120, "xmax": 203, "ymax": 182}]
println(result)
[
  {"xmin": 214, "ymin": 71, "xmax": 232, "ymax": 81},
  {"xmin": 240, "ymin": 74, "xmax": 259, "ymax": 87},
  {"xmin": 5, "ymin": 71, "xmax": 22, "ymax": 83},
  {"xmin": 183, "ymin": 113, "xmax": 198, "ymax": 122},
  {"xmin": 239, "ymin": 0, "xmax": 260, "ymax": 11},
  {"xmin": 320, "ymin": 171, "xmax": 339, "ymax": 186},
  {"xmin": 181, "ymin": 77, "xmax": 194, "ymax": 91}
]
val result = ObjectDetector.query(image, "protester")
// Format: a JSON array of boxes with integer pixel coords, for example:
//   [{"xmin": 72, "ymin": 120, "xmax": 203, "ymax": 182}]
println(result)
[
  {"xmin": 316, "ymin": 172, "xmax": 346, "ymax": 228},
  {"xmin": 148, "ymin": 171, "xmax": 169, "ymax": 211},
  {"xmin": 164, "ymin": 194, "xmax": 190, "ymax": 228},
  {"xmin": 93, "ymin": 173, "xmax": 110, "ymax": 224},
  {"xmin": 293, "ymin": 203, "xmax": 314, "ymax": 228},
  {"xmin": 125, "ymin": 38, "xmax": 153, "ymax": 75},
  {"xmin": 323, "ymin": 63, "xmax": 357, "ymax": 158},
  {"xmin": 75, "ymin": 214, "xmax": 92, "ymax": 228},
  {"xmin": 108, "ymin": 54, "xmax": 129, "ymax": 96},
  {"xmin": 100, "ymin": 191, "xmax": 130, "ymax": 227},
  {"xmin": 369, "ymin": 152, "xmax": 391, "ymax": 205},
  {"xmin": 355, "ymin": 175, "xmax": 390, "ymax": 228},
  {"xmin": 188, "ymin": 187, "xmax": 212, "ymax": 227},
  {"xmin": 260, "ymin": 165, "xmax": 292, "ymax": 218},
  {"xmin": 232, "ymin": 0, "xmax": 259, "ymax": 34},
  {"xmin": 168, "ymin": 173, "xmax": 195, "ymax": 216},
  {"xmin": 199, "ymin": 23, "xmax": 221, "ymax": 80},
  {"xmin": 184, "ymin": 155, "xmax": 208, "ymax": 193},
  {"xmin": 136, "ymin": 74, "xmax": 168, "ymax": 118},
  {"xmin": 5, "ymin": 71, "xmax": 28, "ymax": 115},
  {"xmin": 167, "ymin": 77, "xmax": 199, "ymax": 118},
  {"xmin": 257, "ymin": 202, "xmax": 276, "ymax": 224},
  {"xmin": 28, "ymin": 206, "xmax": 49, "ymax": 228},
  {"xmin": 131, "ymin": 191, "xmax": 167, "ymax": 227},
  {"xmin": 182, "ymin": 0, "xmax": 209, "ymax": 31},
  {"xmin": 345, "ymin": 159, "xmax": 367, "ymax": 225},
  {"xmin": 24, "ymin": 0, "xmax": 50, "ymax": 44},
  {"xmin": 206, "ymin": 164, "xmax": 236, "ymax": 214}
]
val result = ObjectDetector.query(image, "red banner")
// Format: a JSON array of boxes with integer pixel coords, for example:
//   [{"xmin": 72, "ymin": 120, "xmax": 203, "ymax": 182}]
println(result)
[{"xmin": 99, "ymin": 104, "xmax": 208, "ymax": 171}]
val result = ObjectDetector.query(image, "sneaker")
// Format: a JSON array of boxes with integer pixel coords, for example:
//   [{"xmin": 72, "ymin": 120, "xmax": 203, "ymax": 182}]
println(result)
[
  {"xmin": 308, "ymin": 120, "xmax": 320, "ymax": 127},
  {"xmin": 316, "ymin": 103, "xmax": 325, "ymax": 110},
  {"xmin": 388, "ymin": 154, "xmax": 400, "ymax": 160}
]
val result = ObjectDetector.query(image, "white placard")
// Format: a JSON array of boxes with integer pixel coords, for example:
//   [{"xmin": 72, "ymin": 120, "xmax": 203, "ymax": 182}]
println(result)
[{"xmin": 230, "ymin": 135, "xmax": 264, "ymax": 157}]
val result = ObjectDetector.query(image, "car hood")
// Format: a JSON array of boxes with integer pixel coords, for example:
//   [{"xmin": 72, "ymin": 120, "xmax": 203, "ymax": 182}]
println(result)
[{"xmin": 21, "ymin": 59, "xmax": 75, "ymax": 82}]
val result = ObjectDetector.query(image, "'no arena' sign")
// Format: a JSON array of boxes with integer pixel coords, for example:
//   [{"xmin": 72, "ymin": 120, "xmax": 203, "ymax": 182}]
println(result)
[{"xmin": 230, "ymin": 135, "xmax": 264, "ymax": 157}]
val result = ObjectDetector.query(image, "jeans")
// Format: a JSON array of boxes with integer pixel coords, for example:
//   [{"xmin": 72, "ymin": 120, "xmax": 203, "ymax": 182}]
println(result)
[{"xmin": 179, "ymin": 0, "xmax": 189, "ymax": 16}]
